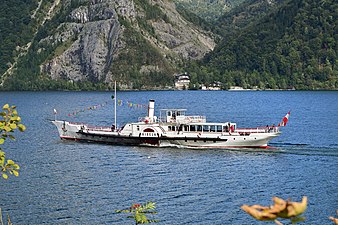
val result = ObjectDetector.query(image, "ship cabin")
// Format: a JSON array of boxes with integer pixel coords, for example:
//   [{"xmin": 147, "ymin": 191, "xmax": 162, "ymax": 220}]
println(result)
[
  {"xmin": 160, "ymin": 109, "xmax": 185, "ymax": 123},
  {"xmin": 159, "ymin": 109, "xmax": 236, "ymax": 134},
  {"xmin": 159, "ymin": 109, "xmax": 206, "ymax": 124}
]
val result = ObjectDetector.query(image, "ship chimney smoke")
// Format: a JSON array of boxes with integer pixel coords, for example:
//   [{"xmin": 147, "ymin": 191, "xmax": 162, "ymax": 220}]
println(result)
[{"xmin": 148, "ymin": 100, "xmax": 155, "ymax": 122}]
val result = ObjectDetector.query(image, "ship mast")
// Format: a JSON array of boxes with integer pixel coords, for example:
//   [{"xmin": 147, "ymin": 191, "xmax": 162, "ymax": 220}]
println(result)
[{"xmin": 114, "ymin": 80, "xmax": 117, "ymax": 130}]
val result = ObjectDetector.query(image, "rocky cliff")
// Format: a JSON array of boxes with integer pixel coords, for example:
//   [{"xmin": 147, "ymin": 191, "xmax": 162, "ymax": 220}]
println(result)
[{"xmin": 33, "ymin": 0, "xmax": 216, "ymax": 88}]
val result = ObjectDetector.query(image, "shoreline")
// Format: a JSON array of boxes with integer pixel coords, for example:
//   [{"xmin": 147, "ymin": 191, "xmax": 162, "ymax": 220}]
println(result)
[{"xmin": 0, "ymin": 88, "xmax": 337, "ymax": 92}]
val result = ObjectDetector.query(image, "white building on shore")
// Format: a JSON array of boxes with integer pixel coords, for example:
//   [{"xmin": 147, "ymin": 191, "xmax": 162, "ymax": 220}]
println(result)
[{"xmin": 174, "ymin": 73, "xmax": 190, "ymax": 90}]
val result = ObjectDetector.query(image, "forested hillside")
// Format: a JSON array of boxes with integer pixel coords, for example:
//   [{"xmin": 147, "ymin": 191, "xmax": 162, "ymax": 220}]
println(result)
[
  {"xmin": 190, "ymin": 0, "xmax": 337, "ymax": 90},
  {"xmin": 0, "ymin": 0, "xmax": 38, "ymax": 75},
  {"xmin": 174, "ymin": 0, "xmax": 246, "ymax": 22},
  {"xmin": 214, "ymin": 0, "xmax": 284, "ymax": 35}
]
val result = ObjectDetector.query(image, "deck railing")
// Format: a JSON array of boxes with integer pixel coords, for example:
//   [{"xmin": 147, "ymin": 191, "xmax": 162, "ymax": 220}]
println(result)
[
  {"xmin": 86, "ymin": 125, "xmax": 112, "ymax": 132},
  {"xmin": 158, "ymin": 115, "xmax": 207, "ymax": 123},
  {"xmin": 177, "ymin": 116, "xmax": 207, "ymax": 123},
  {"xmin": 236, "ymin": 126, "xmax": 279, "ymax": 133}
]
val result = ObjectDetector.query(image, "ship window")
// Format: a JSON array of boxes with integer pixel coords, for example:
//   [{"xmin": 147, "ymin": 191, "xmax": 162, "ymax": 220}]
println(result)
[
  {"xmin": 210, "ymin": 126, "xmax": 216, "ymax": 132},
  {"xmin": 190, "ymin": 125, "xmax": 196, "ymax": 131},
  {"xmin": 167, "ymin": 111, "xmax": 171, "ymax": 116},
  {"xmin": 168, "ymin": 126, "xmax": 176, "ymax": 131},
  {"xmin": 178, "ymin": 125, "xmax": 183, "ymax": 131},
  {"xmin": 197, "ymin": 125, "xmax": 202, "ymax": 132},
  {"xmin": 184, "ymin": 125, "xmax": 189, "ymax": 131},
  {"xmin": 217, "ymin": 126, "xmax": 222, "ymax": 132},
  {"xmin": 203, "ymin": 125, "xmax": 210, "ymax": 132},
  {"xmin": 137, "ymin": 126, "xmax": 140, "ymax": 131}
]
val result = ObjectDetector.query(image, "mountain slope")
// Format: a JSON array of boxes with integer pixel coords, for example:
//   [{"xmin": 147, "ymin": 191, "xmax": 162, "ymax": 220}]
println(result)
[
  {"xmin": 1, "ymin": 0, "xmax": 336, "ymax": 90},
  {"xmin": 214, "ymin": 0, "xmax": 284, "ymax": 34},
  {"xmin": 173, "ymin": 0, "xmax": 246, "ymax": 22},
  {"xmin": 1, "ymin": 0, "xmax": 215, "ymax": 90},
  {"xmin": 200, "ymin": 0, "xmax": 337, "ymax": 89},
  {"xmin": 0, "ymin": 0, "xmax": 39, "ymax": 79}
]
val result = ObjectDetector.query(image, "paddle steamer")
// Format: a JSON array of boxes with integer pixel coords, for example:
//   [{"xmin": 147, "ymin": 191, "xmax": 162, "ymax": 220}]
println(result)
[{"xmin": 52, "ymin": 100, "xmax": 288, "ymax": 149}]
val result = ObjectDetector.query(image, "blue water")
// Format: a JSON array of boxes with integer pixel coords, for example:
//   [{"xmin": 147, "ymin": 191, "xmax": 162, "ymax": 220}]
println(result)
[{"xmin": 0, "ymin": 91, "xmax": 337, "ymax": 224}]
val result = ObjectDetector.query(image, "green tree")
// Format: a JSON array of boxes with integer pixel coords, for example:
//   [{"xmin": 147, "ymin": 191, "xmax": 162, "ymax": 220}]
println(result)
[
  {"xmin": 0, "ymin": 104, "xmax": 26, "ymax": 225},
  {"xmin": 0, "ymin": 104, "xmax": 26, "ymax": 179}
]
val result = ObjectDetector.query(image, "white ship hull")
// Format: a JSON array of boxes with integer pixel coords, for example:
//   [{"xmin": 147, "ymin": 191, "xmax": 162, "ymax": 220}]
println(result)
[
  {"xmin": 52, "ymin": 99, "xmax": 287, "ymax": 149},
  {"xmin": 52, "ymin": 120, "xmax": 280, "ymax": 149}
]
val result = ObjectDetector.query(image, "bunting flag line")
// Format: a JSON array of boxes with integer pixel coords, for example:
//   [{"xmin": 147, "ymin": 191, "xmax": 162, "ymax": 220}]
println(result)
[
  {"xmin": 115, "ymin": 99, "xmax": 148, "ymax": 109},
  {"xmin": 66, "ymin": 102, "xmax": 109, "ymax": 117},
  {"xmin": 119, "ymin": 100, "xmax": 147, "ymax": 109},
  {"xmin": 57, "ymin": 99, "xmax": 148, "ymax": 118}
]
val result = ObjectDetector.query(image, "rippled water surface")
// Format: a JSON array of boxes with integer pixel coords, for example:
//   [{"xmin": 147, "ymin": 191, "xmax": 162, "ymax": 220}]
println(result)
[{"xmin": 0, "ymin": 91, "xmax": 337, "ymax": 224}]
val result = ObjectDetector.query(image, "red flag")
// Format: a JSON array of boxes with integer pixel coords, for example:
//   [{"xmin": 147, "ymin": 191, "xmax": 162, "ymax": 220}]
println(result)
[{"xmin": 278, "ymin": 111, "xmax": 291, "ymax": 127}]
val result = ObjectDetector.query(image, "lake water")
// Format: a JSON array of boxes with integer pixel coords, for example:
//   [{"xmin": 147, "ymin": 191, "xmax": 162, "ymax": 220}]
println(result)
[{"xmin": 0, "ymin": 91, "xmax": 337, "ymax": 224}]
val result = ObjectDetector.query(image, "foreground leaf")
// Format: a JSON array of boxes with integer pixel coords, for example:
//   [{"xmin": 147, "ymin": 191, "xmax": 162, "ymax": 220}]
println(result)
[
  {"xmin": 2, "ymin": 104, "xmax": 9, "ymax": 110},
  {"xmin": 18, "ymin": 124, "xmax": 26, "ymax": 132}
]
